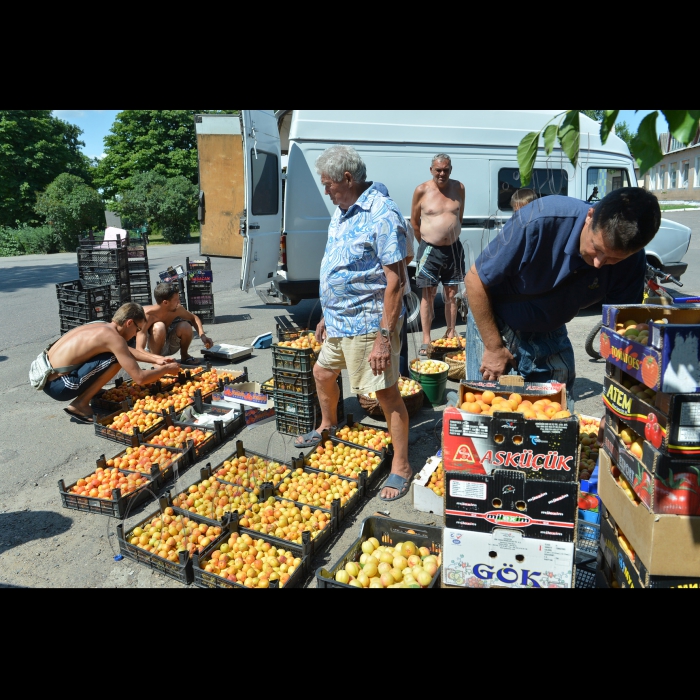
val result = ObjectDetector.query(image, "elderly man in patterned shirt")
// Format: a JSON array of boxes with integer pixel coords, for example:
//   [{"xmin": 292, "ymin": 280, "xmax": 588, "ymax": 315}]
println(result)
[{"xmin": 293, "ymin": 145, "xmax": 413, "ymax": 501}]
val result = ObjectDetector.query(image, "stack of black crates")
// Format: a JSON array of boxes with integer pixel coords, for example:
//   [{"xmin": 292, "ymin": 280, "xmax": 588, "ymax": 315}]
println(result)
[
  {"xmin": 77, "ymin": 234, "xmax": 131, "ymax": 316},
  {"xmin": 56, "ymin": 280, "xmax": 111, "ymax": 335},
  {"xmin": 186, "ymin": 257, "xmax": 215, "ymax": 325},
  {"xmin": 273, "ymin": 323, "xmax": 344, "ymax": 436},
  {"xmin": 127, "ymin": 233, "xmax": 152, "ymax": 307}
]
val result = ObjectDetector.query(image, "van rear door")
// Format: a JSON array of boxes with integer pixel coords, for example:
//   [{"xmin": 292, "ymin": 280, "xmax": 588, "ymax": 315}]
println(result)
[{"xmin": 240, "ymin": 110, "xmax": 282, "ymax": 292}]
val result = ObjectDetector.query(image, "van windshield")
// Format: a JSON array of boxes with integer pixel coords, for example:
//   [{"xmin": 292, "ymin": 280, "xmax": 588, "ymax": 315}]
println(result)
[
  {"xmin": 585, "ymin": 168, "xmax": 631, "ymax": 203},
  {"xmin": 498, "ymin": 168, "xmax": 568, "ymax": 210}
]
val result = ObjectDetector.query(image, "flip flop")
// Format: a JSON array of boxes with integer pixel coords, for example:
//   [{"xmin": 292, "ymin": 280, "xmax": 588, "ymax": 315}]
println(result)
[
  {"xmin": 63, "ymin": 407, "xmax": 94, "ymax": 424},
  {"xmin": 179, "ymin": 356, "xmax": 201, "ymax": 366},
  {"xmin": 418, "ymin": 344, "xmax": 431, "ymax": 357},
  {"xmin": 380, "ymin": 472, "xmax": 412, "ymax": 502},
  {"xmin": 294, "ymin": 428, "xmax": 336, "ymax": 449}
]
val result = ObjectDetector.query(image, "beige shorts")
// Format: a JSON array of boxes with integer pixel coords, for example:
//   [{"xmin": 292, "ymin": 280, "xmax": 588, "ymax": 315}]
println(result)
[{"xmin": 317, "ymin": 320, "xmax": 402, "ymax": 395}]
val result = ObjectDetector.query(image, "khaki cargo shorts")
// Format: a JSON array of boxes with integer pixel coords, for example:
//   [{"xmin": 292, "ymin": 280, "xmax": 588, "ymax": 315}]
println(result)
[{"xmin": 317, "ymin": 320, "xmax": 402, "ymax": 395}]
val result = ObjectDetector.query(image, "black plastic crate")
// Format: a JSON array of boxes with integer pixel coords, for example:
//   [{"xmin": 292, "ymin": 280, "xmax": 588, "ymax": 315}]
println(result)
[
  {"xmin": 60, "ymin": 317, "xmax": 86, "ymax": 335},
  {"xmin": 129, "ymin": 270, "xmax": 151, "ymax": 283},
  {"xmin": 128, "ymin": 244, "xmax": 148, "ymax": 259},
  {"xmin": 276, "ymin": 412, "xmax": 317, "ymax": 437},
  {"xmin": 94, "ymin": 407, "xmax": 167, "ymax": 446},
  {"xmin": 188, "ymin": 294, "xmax": 214, "ymax": 307},
  {"xmin": 128, "ymin": 260, "xmax": 150, "ymax": 274},
  {"xmin": 275, "ymin": 317, "xmax": 307, "ymax": 342},
  {"xmin": 78, "ymin": 233, "xmax": 129, "ymax": 249},
  {"xmin": 274, "ymin": 390, "xmax": 321, "ymax": 420},
  {"xmin": 130, "ymin": 294, "xmax": 153, "ymax": 306},
  {"xmin": 129, "ymin": 283, "xmax": 152, "ymax": 299},
  {"xmin": 272, "ymin": 345, "xmax": 317, "ymax": 373},
  {"xmin": 91, "ymin": 393, "xmax": 130, "ymax": 415},
  {"xmin": 192, "ymin": 514, "xmax": 309, "ymax": 589},
  {"xmin": 270, "ymin": 369, "xmax": 316, "ymax": 395},
  {"xmin": 186, "ymin": 256, "xmax": 212, "ymax": 271},
  {"xmin": 316, "ymin": 516, "xmax": 442, "ymax": 589},
  {"xmin": 78, "ymin": 247, "xmax": 128, "ymax": 269},
  {"xmin": 191, "ymin": 309, "xmax": 215, "ymax": 324},
  {"xmin": 58, "ymin": 303, "xmax": 111, "ymax": 322},
  {"xmin": 187, "ymin": 281, "xmax": 212, "ymax": 293},
  {"xmin": 56, "ymin": 279, "xmax": 111, "ymax": 306},
  {"xmin": 81, "ymin": 268, "xmax": 130, "ymax": 288},
  {"xmin": 206, "ymin": 440, "xmax": 295, "ymax": 489}
]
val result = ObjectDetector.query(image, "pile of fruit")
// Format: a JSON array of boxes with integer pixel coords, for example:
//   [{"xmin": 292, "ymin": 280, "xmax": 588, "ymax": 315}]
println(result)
[
  {"xmin": 446, "ymin": 351, "xmax": 466, "ymax": 362},
  {"xmin": 199, "ymin": 532, "xmax": 302, "ymax": 587},
  {"xmin": 367, "ymin": 378, "xmax": 421, "ymax": 400},
  {"xmin": 277, "ymin": 469, "xmax": 359, "ymax": 508},
  {"xmin": 148, "ymin": 425, "xmax": 211, "ymax": 450},
  {"xmin": 239, "ymin": 497, "xmax": 331, "ymax": 543},
  {"xmin": 335, "ymin": 423, "xmax": 391, "ymax": 450},
  {"xmin": 460, "ymin": 391, "xmax": 571, "ymax": 419},
  {"xmin": 214, "ymin": 454, "xmax": 290, "ymax": 489},
  {"xmin": 610, "ymin": 462, "xmax": 640, "ymax": 504},
  {"xmin": 619, "ymin": 426, "xmax": 645, "ymax": 460},
  {"xmin": 105, "ymin": 408, "xmax": 164, "ymax": 436},
  {"xmin": 614, "ymin": 319, "xmax": 650, "ymax": 346},
  {"xmin": 171, "ymin": 478, "xmax": 253, "ymax": 520},
  {"xmin": 619, "ymin": 374, "xmax": 657, "ymax": 403},
  {"xmin": 100, "ymin": 383, "xmax": 152, "ymax": 403},
  {"xmin": 334, "ymin": 538, "xmax": 441, "ymax": 588},
  {"xmin": 426, "ymin": 461, "xmax": 444, "ymax": 497},
  {"xmin": 107, "ymin": 445, "xmax": 181, "ymax": 474},
  {"xmin": 305, "ymin": 440, "xmax": 383, "ymax": 477},
  {"xmin": 578, "ymin": 416, "xmax": 601, "ymax": 480},
  {"xmin": 431, "ymin": 336, "xmax": 465, "ymax": 350},
  {"xmin": 127, "ymin": 509, "xmax": 222, "ymax": 560},
  {"xmin": 411, "ymin": 359, "xmax": 449, "ymax": 375},
  {"xmin": 69, "ymin": 468, "xmax": 149, "ymax": 500},
  {"xmin": 578, "ymin": 492, "xmax": 599, "ymax": 511},
  {"xmin": 276, "ymin": 332, "xmax": 322, "ymax": 353}
]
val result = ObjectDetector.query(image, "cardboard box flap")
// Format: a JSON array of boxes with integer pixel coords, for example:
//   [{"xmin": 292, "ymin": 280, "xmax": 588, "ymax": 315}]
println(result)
[
  {"xmin": 461, "ymin": 378, "xmax": 564, "ymax": 397},
  {"xmin": 414, "ymin": 455, "xmax": 442, "ymax": 487}
]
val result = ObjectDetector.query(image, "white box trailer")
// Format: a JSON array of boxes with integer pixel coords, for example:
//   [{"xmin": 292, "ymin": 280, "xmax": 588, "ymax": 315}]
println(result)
[{"xmin": 195, "ymin": 110, "xmax": 691, "ymax": 306}]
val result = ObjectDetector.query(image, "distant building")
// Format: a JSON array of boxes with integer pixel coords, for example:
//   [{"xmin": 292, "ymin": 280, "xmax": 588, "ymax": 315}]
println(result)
[{"xmin": 638, "ymin": 130, "xmax": 700, "ymax": 201}]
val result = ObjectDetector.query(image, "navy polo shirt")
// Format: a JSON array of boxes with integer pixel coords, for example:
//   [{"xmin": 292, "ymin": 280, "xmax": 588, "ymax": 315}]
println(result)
[{"xmin": 475, "ymin": 196, "xmax": 644, "ymax": 333}]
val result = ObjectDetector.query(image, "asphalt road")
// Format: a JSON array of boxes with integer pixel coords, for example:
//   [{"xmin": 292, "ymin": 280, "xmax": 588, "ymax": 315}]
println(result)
[{"xmin": 0, "ymin": 208, "xmax": 697, "ymax": 588}]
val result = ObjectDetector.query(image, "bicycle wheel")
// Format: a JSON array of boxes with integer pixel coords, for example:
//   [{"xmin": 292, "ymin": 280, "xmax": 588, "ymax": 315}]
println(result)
[{"xmin": 585, "ymin": 320, "xmax": 603, "ymax": 360}]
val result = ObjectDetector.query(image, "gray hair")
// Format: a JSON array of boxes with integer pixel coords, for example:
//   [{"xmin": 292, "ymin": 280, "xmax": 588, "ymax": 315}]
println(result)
[
  {"xmin": 432, "ymin": 153, "xmax": 452, "ymax": 165},
  {"xmin": 315, "ymin": 145, "xmax": 367, "ymax": 183}
]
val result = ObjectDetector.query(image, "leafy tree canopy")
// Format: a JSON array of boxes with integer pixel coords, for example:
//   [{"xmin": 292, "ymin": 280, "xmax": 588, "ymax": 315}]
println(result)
[
  {"xmin": 0, "ymin": 110, "xmax": 93, "ymax": 227},
  {"xmin": 34, "ymin": 173, "xmax": 104, "ymax": 251},
  {"xmin": 95, "ymin": 110, "xmax": 238, "ymax": 199}
]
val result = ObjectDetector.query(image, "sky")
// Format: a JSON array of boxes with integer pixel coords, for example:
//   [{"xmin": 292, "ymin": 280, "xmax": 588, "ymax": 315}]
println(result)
[
  {"xmin": 52, "ymin": 110, "xmax": 122, "ymax": 159},
  {"xmin": 617, "ymin": 110, "xmax": 666, "ymax": 134}
]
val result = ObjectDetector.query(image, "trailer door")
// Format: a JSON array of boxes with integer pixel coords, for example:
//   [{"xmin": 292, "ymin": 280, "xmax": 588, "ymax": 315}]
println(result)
[{"xmin": 240, "ymin": 110, "xmax": 282, "ymax": 292}]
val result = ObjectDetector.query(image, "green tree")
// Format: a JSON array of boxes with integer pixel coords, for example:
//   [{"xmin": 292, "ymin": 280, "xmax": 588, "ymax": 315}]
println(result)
[
  {"xmin": 95, "ymin": 110, "xmax": 238, "ymax": 199},
  {"xmin": 0, "ymin": 110, "xmax": 93, "ymax": 226},
  {"xmin": 34, "ymin": 174, "xmax": 105, "ymax": 251},
  {"xmin": 575, "ymin": 110, "xmax": 636, "ymax": 150},
  {"xmin": 518, "ymin": 110, "xmax": 700, "ymax": 184},
  {"xmin": 116, "ymin": 171, "xmax": 197, "ymax": 244}
]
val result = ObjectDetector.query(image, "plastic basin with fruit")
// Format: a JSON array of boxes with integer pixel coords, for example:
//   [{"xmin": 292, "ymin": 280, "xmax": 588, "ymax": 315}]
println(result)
[
  {"xmin": 364, "ymin": 377, "xmax": 422, "ymax": 401},
  {"xmin": 410, "ymin": 359, "xmax": 449, "ymax": 376}
]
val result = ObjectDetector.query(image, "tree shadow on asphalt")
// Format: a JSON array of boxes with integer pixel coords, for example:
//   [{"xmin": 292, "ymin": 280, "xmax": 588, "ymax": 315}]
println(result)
[
  {"xmin": 0, "ymin": 510, "xmax": 73, "ymax": 556},
  {"xmin": 574, "ymin": 377, "xmax": 604, "ymax": 403},
  {"xmin": 0, "ymin": 263, "xmax": 79, "ymax": 293},
  {"xmin": 215, "ymin": 314, "xmax": 253, "ymax": 324}
]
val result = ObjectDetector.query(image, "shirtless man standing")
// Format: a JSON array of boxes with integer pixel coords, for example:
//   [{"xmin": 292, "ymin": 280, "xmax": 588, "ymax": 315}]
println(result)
[
  {"xmin": 41, "ymin": 303, "xmax": 180, "ymax": 423},
  {"xmin": 411, "ymin": 154, "xmax": 466, "ymax": 355},
  {"xmin": 136, "ymin": 282, "xmax": 214, "ymax": 364}
]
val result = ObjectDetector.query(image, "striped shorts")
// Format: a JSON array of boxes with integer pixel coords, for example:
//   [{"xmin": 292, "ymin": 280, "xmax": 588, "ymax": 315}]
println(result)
[{"xmin": 42, "ymin": 352, "xmax": 118, "ymax": 401}]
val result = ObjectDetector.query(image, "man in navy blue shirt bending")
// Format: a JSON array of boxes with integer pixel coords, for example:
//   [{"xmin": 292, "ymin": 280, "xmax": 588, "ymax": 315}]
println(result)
[{"xmin": 464, "ymin": 188, "xmax": 661, "ymax": 398}]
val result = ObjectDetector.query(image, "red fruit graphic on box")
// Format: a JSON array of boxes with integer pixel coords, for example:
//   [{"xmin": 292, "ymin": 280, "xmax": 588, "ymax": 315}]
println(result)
[
  {"xmin": 600, "ymin": 332, "xmax": 611, "ymax": 359},
  {"xmin": 641, "ymin": 355, "xmax": 660, "ymax": 389}
]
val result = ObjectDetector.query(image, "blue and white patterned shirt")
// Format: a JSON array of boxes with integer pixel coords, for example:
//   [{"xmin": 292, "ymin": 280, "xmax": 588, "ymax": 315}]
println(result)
[{"xmin": 320, "ymin": 183, "xmax": 407, "ymax": 338}]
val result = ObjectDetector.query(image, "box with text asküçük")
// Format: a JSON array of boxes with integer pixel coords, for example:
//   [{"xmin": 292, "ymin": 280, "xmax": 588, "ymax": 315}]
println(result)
[
  {"xmin": 603, "ymin": 372, "xmax": 700, "ymax": 457},
  {"xmin": 442, "ymin": 527, "xmax": 574, "ymax": 589},
  {"xmin": 598, "ymin": 449, "xmax": 700, "ymax": 579},
  {"xmin": 442, "ymin": 405, "xmax": 579, "ymax": 482},
  {"xmin": 444, "ymin": 469, "xmax": 578, "ymax": 543},
  {"xmin": 600, "ymin": 304, "xmax": 700, "ymax": 394}
]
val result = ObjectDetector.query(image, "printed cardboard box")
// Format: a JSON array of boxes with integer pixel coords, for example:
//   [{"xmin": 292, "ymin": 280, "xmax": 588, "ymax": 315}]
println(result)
[
  {"xmin": 445, "ymin": 469, "xmax": 578, "ymax": 542},
  {"xmin": 602, "ymin": 416, "xmax": 700, "ymax": 516},
  {"xmin": 600, "ymin": 304, "xmax": 700, "ymax": 394},
  {"xmin": 212, "ymin": 381, "xmax": 275, "ymax": 428},
  {"xmin": 599, "ymin": 506, "xmax": 700, "ymax": 588},
  {"xmin": 603, "ymin": 372, "xmax": 700, "ymax": 457},
  {"xmin": 442, "ymin": 528, "xmax": 574, "ymax": 589},
  {"xmin": 413, "ymin": 456, "xmax": 444, "ymax": 515},
  {"xmin": 457, "ymin": 377, "xmax": 567, "ymax": 410},
  {"xmin": 598, "ymin": 449, "xmax": 700, "ymax": 578},
  {"xmin": 443, "ymin": 406, "xmax": 579, "ymax": 482}
]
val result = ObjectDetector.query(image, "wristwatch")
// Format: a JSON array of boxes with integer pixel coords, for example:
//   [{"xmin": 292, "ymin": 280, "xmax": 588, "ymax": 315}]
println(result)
[{"xmin": 379, "ymin": 327, "xmax": 391, "ymax": 341}]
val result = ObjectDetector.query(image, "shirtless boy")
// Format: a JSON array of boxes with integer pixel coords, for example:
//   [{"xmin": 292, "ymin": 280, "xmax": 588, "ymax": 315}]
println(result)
[
  {"xmin": 411, "ymin": 154, "xmax": 466, "ymax": 355},
  {"xmin": 136, "ymin": 282, "xmax": 214, "ymax": 364},
  {"xmin": 43, "ymin": 303, "xmax": 181, "ymax": 423}
]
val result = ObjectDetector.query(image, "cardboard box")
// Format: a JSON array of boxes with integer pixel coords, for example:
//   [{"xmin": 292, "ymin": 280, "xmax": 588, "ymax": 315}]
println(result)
[
  {"xmin": 445, "ymin": 469, "xmax": 578, "ymax": 542},
  {"xmin": 602, "ymin": 416, "xmax": 700, "ymax": 516},
  {"xmin": 603, "ymin": 373, "xmax": 700, "ymax": 456},
  {"xmin": 601, "ymin": 304, "xmax": 700, "ymax": 394},
  {"xmin": 598, "ymin": 449, "xmax": 700, "ymax": 578},
  {"xmin": 442, "ymin": 528, "xmax": 575, "ymax": 589},
  {"xmin": 212, "ymin": 381, "xmax": 275, "ymax": 428},
  {"xmin": 412, "ymin": 456, "xmax": 444, "ymax": 515},
  {"xmin": 443, "ymin": 405, "xmax": 579, "ymax": 482},
  {"xmin": 457, "ymin": 376, "xmax": 567, "ymax": 409},
  {"xmin": 599, "ymin": 506, "xmax": 700, "ymax": 588}
]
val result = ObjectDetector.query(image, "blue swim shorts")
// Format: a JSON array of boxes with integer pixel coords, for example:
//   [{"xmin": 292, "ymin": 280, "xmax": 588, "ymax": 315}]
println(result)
[{"xmin": 42, "ymin": 352, "xmax": 118, "ymax": 401}]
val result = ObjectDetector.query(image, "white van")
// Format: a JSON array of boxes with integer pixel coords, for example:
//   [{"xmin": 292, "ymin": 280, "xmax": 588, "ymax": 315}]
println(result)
[{"xmin": 195, "ymin": 110, "xmax": 691, "ymax": 306}]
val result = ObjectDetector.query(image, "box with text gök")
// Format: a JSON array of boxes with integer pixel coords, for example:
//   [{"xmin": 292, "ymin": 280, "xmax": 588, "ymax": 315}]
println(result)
[
  {"xmin": 442, "ymin": 405, "xmax": 579, "ymax": 482},
  {"xmin": 444, "ymin": 469, "xmax": 578, "ymax": 542}
]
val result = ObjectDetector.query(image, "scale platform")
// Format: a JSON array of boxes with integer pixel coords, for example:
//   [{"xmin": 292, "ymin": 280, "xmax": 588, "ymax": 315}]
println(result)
[{"xmin": 201, "ymin": 343, "xmax": 253, "ymax": 362}]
